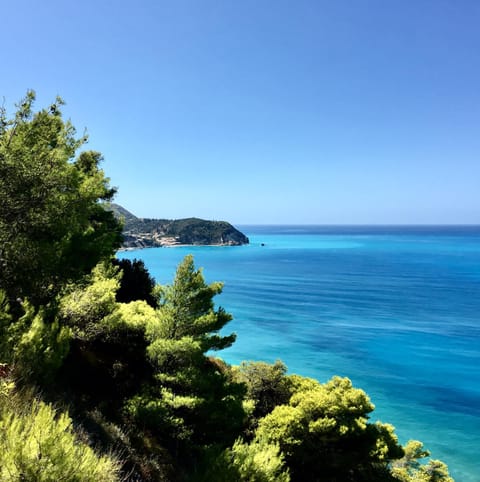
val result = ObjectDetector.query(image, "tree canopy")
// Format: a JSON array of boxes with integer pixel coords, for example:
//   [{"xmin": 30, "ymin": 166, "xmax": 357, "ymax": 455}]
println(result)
[
  {"xmin": 128, "ymin": 255, "xmax": 245, "ymax": 463},
  {"xmin": 0, "ymin": 91, "xmax": 122, "ymax": 304}
]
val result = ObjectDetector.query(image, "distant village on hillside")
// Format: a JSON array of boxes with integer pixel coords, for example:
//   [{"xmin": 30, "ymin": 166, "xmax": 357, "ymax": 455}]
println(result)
[{"xmin": 109, "ymin": 203, "xmax": 249, "ymax": 249}]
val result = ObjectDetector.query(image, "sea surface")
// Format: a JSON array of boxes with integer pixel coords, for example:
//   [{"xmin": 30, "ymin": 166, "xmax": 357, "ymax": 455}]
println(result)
[{"xmin": 118, "ymin": 225, "xmax": 480, "ymax": 482}]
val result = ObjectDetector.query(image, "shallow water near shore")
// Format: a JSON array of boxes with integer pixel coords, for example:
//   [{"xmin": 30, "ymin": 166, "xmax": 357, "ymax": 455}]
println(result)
[{"xmin": 118, "ymin": 225, "xmax": 480, "ymax": 482}]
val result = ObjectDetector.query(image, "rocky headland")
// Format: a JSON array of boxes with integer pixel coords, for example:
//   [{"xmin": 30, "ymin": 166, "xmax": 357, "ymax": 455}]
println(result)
[{"xmin": 109, "ymin": 204, "xmax": 249, "ymax": 249}]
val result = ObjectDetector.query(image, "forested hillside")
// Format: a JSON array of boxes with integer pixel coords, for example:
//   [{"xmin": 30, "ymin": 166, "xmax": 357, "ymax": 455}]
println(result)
[
  {"xmin": 0, "ymin": 93, "xmax": 454, "ymax": 481},
  {"xmin": 109, "ymin": 203, "xmax": 249, "ymax": 248}
]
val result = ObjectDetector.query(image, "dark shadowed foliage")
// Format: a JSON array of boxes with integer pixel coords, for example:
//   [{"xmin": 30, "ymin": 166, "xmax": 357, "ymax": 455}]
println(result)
[{"xmin": 113, "ymin": 258, "xmax": 158, "ymax": 308}]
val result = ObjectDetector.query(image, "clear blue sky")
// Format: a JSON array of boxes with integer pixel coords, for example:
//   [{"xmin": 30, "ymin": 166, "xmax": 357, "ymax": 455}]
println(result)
[{"xmin": 3, "ymin": 0, "xmax": 480, "ymax": 224}]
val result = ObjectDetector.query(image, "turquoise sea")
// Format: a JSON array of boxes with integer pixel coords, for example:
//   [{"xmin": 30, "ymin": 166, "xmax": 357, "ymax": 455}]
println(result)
[{"xmin": 118, "ymin": 226, "xmax": 480, "ymax": 482}]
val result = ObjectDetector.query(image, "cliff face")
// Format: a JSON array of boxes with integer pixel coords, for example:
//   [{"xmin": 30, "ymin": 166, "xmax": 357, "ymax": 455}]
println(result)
[{"xmin": 109, "ymin": 204, "xmax": 249, "ymax": 249}]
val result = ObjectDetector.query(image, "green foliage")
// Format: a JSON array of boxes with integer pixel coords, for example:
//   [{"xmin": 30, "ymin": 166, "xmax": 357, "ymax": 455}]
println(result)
[
  {"xmin": 110, "ymin": 299, "xmax": 158, "ymax": 330},
  {"xmin": 0, "ymin": 91, "xmax": 122, "ymax": 304},
  {"xmin": 228, "ymin": 440, "xmax": 290, "ymax": 482},
  {"xmin": 420, "ymin": 460, "xmax": 454, "ymax": 482},
  {"xmin": 234, "ymin": 360, "xmax": 291, "ymax": 421},
  {"xmin": 0, "ymin": 364, "xmax": 14, "ymax": 400},
  {"xmin": 127, "ymin": 255, "xmax": 245, "ymax": 462},
  {"xmin": 254, "ymin": 375, "xmax": 404, "ymax": 481},
  {"xmin": 59, "ymin": 262, "xmax": 120, "ymax": 331},
  {"xmin": 0, "ymin": 290, "xmax": 12, "ymax": 348},
  {"xmin": 162, "ymin": 218, "xmax": 248, "ymax": 245},
  {"xmin": 392, "ymin": 440, "xmax": 454, "ymax": 482},
  {"xmin": 0, "ymin": 396, "xmax": 121, "ymax": 481},
  {"xmin": 153, "ymin": 254, "xmax": 236, "ymax": 352},
  {"xmin": 13, "ymin": 308, "xmax": 70, "ymax": 383},
  {"xmin": 58, "ymin": 265, "xmax": 153, "ymax": 408},
  {"xmin": 0, "ymin": 298, "xmax": 70, "ymax": 384},
  {"xmin": 205, "ymin": 439, "xmax": 290, "ymax": 482},
  {"xmin": 112, "ymin": 258, "xmax": 158, "ymax": 307}
]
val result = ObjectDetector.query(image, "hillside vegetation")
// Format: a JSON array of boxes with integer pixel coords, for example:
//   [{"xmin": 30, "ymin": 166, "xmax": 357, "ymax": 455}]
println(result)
[
  {"xmin": 109, "ymin": 203, "xmax": 249, "ymax": 248},
  {"xmin": 0, "ymin": 92, "xmax": 454, "ymax": 481}
]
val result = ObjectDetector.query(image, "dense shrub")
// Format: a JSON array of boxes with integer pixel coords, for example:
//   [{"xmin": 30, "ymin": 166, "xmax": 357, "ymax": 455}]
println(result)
[{"xmin": 0, "ymin": 395, "xmax": 121, "ymax": 481}]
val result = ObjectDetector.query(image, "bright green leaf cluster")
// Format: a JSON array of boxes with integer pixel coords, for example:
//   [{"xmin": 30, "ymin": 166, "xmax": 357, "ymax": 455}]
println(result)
[
  {"xmin": 0, "ymin": 398, "xmax": 120, "ymax": 481},
  {"xmin": 0, "ymin": 296, "xmax": 70, "ymax": 383},
  {"xmin": 209, "ymin": 439, "xmax": 291, "ymax": 482},
  {"xmin": 248, "ymin": 375, "xmax": 403, "ymax": 481},
  {"xmin": 392, "ymin": 440, "xmax": 454, "ymax": 482}
]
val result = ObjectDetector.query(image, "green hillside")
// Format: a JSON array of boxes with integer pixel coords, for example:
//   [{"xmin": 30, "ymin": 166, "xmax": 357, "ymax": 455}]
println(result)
[{"xmin": 109, "ymin": 203, "xmax": 249, "ymax": 248}]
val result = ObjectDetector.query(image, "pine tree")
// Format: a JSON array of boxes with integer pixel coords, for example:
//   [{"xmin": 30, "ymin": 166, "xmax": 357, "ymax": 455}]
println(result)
[
  {"xmin": 0, "ymin": 91, "xmax": 122, "ymax": 305},
  {"xmin": 128, "ymin": 255, "xmax": 245, "ymax": 463}
]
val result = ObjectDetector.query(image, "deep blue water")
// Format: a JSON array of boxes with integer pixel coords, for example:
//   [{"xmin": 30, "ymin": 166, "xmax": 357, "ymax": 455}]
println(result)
[{"xmin": 118, "ymin": 226, "xmax": 480, "ymax": 482}]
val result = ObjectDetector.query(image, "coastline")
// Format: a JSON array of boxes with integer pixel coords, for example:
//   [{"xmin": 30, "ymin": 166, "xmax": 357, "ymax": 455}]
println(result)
[{"xmin": 118, "ymin": 241, "xmax": 247, "ymax": 252}]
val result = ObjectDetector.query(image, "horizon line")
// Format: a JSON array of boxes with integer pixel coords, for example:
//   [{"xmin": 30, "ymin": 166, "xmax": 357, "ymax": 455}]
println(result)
[{"xmin": 234, "ymin": 223, "xmax": 480, "ymax": 227}]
